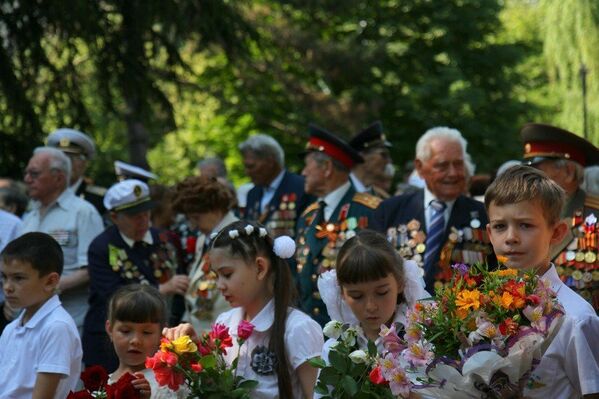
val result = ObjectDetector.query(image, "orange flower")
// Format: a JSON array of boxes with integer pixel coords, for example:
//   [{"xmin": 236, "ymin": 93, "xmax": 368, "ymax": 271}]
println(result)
[
  {"xmin": 496, "ymin": 255, "xmax": 509, "ymax": 264},
  {"xmin": 455, "ymin": 289, "xmax": 481, "ymax": 311},
  {"xmin": 492, "ymin": 269, "xmax": 518, "ymax": 278}
]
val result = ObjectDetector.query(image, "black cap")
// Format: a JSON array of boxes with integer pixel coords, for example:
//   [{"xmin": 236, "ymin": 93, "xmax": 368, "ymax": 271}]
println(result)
[
  {"xmin": 304, "ymin": 124, "xmax": 364, "ymax": 169},
  {"xmin": 349, "ymin": 121, "xmax": 392, "ymax": 152}
]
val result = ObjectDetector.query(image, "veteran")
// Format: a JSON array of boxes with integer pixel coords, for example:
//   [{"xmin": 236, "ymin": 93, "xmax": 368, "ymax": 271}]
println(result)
[
  {"xmin": 372, "ymin": 127, "xmax": 493, "ymax": 293},
  {"xmin": 295, "ymin": 124, "xmax": 381, "ymax": 326},
  {"xmin": 521, "ymin": 123, "xmax": 599, "ymax": 311}
]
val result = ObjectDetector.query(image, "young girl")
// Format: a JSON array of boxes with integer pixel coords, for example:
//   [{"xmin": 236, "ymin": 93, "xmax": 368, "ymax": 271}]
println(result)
[
  {"xmin": 318, "ymin": 230, "xmax": 429, "ymax": 358},
  {"xmin": 164, "ymin": 221, "xmax": 324, "ymax": 399},
  {"xmin": 105, "ymin": 284, "xmax": 188, "ymax": 399}
]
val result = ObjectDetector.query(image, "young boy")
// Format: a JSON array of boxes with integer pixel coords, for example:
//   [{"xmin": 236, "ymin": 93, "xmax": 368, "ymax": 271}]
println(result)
[
  {"xmin": 485, "ymin": 165, "xmax": 599, "ymax": 399},
  {"xmin": 0, "ymin": 232, "xmax": 82, "ymax": 399}
]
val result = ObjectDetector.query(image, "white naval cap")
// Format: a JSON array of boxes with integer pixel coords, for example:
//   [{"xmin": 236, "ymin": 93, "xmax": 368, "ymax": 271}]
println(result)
[
  {"xmin": 47, "ymin": 128, "xmax": 96, "ymax": 159},
  {"xmin": 103, "ymin": 179, "xmax": 155, "ymax": 214},
  {"xmin": 114, "ymin": 160, "xmax": 158, "ymax": 181}
]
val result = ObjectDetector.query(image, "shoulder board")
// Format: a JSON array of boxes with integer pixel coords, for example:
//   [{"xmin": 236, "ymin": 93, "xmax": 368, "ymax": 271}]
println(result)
[
  {"xmin": 86, "ymin": 185, "xmax": 107, "ymax": 196},
  {"xmin": 352, "ymin": 192, "xmax": 382, "ymax": 209},
  {"xmin": 301, "ymin": 202, "xmax": 320, "ymax": 217},
  {"xmin": 372, "ymin": 186, "xmax": 391, "ymax": 200},
  {"xmin": 584, "ymin": 193, "xmax": 599, "ymax": 210}
]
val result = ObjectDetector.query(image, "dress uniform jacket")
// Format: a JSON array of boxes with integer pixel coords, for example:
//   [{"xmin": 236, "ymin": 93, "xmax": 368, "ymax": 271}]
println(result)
[
  {"xmin": 372, "ymin": 189, "xmax": 494, "ymax": 293},
  {"xmin": 244, "ymin": 170, "xmax": 314, "ymax": 238},
  {"xmin": 295, "ymin": 185, "xmax": 381, "ymax": 326},
  {"xmin": 74, "ymin": 178, "xmax": 106, "ymax": 215}
]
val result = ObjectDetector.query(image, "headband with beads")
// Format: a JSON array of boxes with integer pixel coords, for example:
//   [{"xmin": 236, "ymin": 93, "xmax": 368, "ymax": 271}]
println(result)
[{"xmin": 209, "ymin": 224, "xmax": 296, "ymax": 260}]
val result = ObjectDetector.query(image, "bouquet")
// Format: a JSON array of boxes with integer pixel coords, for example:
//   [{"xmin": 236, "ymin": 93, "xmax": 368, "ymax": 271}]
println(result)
[
  {"xmin": 402, "ymin": 263, "xmax": 564, "ymax": 398},
  {"xmin": 67, "ymin": 365, "xmax": 141, "ymax": 398},
  {"xmin": 146, "ymin": 321, "xmax": 258, "ymax": 399}
]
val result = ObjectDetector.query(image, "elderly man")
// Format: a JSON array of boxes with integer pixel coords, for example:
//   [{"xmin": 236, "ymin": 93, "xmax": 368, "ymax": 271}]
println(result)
[
  {"xmin": 21, "ymin": 147, "xmax": 104, "ymax": 329},
  {"xmin": 240, "ymin": 134, "xmax": 313, "ymax": 238},
  {"xmin": 373, "ymin": 127, "xmax": 493, "ymax": 293},
  {"xmin": 83, "ymin": 179, "xmax": 190, "ymax": 371},
  {"xmin": 521, "ymin": 123, "xmax": 599, "ymax": 311},
  {"xmin": 295, "ymin": 125, "xmax": 381, "ymax": 325},
  {"xmin": 349, "ymin": 121, "xmax": 395, "ymax": 199}
]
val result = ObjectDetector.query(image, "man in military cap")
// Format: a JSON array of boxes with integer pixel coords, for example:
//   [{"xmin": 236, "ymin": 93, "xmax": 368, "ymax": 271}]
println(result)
[
  {"xmin": 349, "ymin": 121, "xmax": 395, "ymax": 199},
  {"xmin": 372, "ymin": 127, "xmax": 494, "ymax": 293},
  {"xmin": 521, "ymin": 123, "xmax": 599, "ymax": 311},
  {"xmin": 114, "ymin": 160, "xmax": 158, "ymax": 182},
  {"xmin": 83, "ymin": 179, "xmax": 190, "ymax": 370},
  {"xmin": 295, "ymin": 124, "xmax": 382, "ymax": 325},
  {"xmin": 47, "ymin": 128, "xmax": 106, "ymax": 214},
  {"xmin": 240, "ymin": 134, "xmax": 314, "ymax": 238}
]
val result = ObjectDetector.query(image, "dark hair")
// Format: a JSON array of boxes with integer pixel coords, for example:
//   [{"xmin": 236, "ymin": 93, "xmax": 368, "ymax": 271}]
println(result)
[
  {"xmin": 107, "ymin": 284, "xmax": 167, "ymax": 327},
  {"xmin": 1, "ymin": 232, "xmax": 63, "ymax": 276},
  {"xmin": 0, "ymin": 186, "xmax": 29, "ymax": 217},
  {"xmin": 172, "ymin": 175, "xmax": 234, "ymax": 215},
  {"xmin": 211, "ymin": 221, "xmax": 296, "ymax": 398},
  {"xmin": 484, "ymin": 165, "xmax": 565, "ymax": 225},
  {"xmin": 336, "ymin": 230, "xmax": 404, "ymax": 287}
]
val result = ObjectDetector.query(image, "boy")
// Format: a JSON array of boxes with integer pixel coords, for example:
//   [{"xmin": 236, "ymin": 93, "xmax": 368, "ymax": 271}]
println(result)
[
  {"xmin": 0, "ymin": 232, "xmax": 82, "ymax": 399},
  {"xmin": 485, "ymin": 165, "xmax": 599, "ymax": 399}
]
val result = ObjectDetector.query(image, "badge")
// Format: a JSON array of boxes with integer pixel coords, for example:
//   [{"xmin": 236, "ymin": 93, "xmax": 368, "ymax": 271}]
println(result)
[
  {"xmin": 346, "ymin": 217, "xmax": 358, "ymax": 230},
  {"xmin": 566, "ymin": 251, "xmax": 576, "ymax": 262},
  {"xmin": 280, "ymin": 202, "xmax": 287, "ymax": 211},
  {"xmin": 448, "ymin": 232, "xmax": 459, "ymax": 243},
  {"xmin": 572, "ymin": 270, "xmax": 583, "ymax": 281},
  {"xmin": 575, "ymin": 252, "xmax": 585, "ymax": 262},
  {"xmin": 326, "ymin": 223, "xmax": 335, "ymax": 232},
  {"xmin": 470, "ymin": 219, "xmax": 481, "ymax": 229},
  {"xmin": 416, "ymin": 243, "xmax": 426, "ymax": 254},
  {"xmin": 289, "ymin": 202, "xmax": 296, "ymax": 210},
  {"xmin": 407, "ymin": 219, "xmax": 420, "ymax": 231},
  {"xmin": 584, "ymin": 251, "xmax": 597, "ymax": 263},
  {"xmin": 582, "ymin": 272, "xmax": 593, "ymax": 283},
  {"xmin": 134, "ymin": 184, "xmax": 142, "ymax": 197}
]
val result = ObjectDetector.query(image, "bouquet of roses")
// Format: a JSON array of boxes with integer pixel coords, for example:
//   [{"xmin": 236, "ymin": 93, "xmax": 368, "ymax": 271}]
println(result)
[
  {"xmin": 67, "ymin": 365, "xmax": 141, "ymax": 398},
  {"xmin": 146, "ymin": 321, "xmax": 258, "ymax": 399},
  {"xmin": 311, "ymin": 322, "xmax": 413, "ymax": 399},
  {"xmin": 402, "ymin": 263, "xmax": 565, "ymax": 398}
]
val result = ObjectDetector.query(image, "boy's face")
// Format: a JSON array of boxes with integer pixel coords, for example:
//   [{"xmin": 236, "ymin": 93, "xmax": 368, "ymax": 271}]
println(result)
[
  {"xmin": 486, "ymin": 199, "xmax": 567, "ymax": 275},
  {"xmin": 0, "ymin": 259, "xmax": 59, "ymax": 316}
]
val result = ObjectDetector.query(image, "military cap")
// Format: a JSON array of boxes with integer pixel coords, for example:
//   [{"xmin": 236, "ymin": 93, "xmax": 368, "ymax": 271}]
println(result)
[
  {"xmin": 114, "ymin": 160, "xmax": 158, "ymax": 182},
  {"xmin": 103, "ymin": 179, "xmax": 155, "ymax": 214},
  {"xmin": 304, "ymin": 124, "xmax": 364, "ymax": 169},
  {"xmin": 521, "ymin": 123, "xmax": 599, "ymax": 167},
  {"xmin": 47, "ymin": 128, "xmax": 96, "ymax": 159},
  {"xmin": 349, "ymin": 121, "xmax": 392, "ymax": 152}
]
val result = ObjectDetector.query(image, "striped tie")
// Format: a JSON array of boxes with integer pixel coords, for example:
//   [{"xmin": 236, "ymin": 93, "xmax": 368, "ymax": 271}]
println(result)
[{"xmin": 423, "ymin": 200, "xmax": 447, "ymax": 277}]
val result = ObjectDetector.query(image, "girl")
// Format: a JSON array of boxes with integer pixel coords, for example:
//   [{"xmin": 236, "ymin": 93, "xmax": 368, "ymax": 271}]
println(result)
[
  {"xmin": 105, "ymin": 284, "xmax": 188, "ymax": 398},
  {"xmin": 165, "ymin": 221, "xmax": 324, "ymax": 399},
  {"xmin": 318, "ymin": 230, "xmax": 429, "ymax": 357}
]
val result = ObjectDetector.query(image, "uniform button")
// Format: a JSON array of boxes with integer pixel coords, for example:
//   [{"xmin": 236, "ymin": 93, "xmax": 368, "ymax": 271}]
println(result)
[
  {"xmin": 312, "ymin": 307, "xmax": 320, "ymax": 316},
  {"xmin": 311, "ymin": 274, "xmax": 318, "ymax": 282},
  {"xmin": 312, "ymin": 291, "xmax": 321, "ymax": 300}
]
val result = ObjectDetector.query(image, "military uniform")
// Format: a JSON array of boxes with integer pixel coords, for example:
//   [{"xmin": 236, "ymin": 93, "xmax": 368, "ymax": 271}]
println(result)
[
  {"xmin": 74, "ymin": 178, "xmax": 106, "ymax": 214},
  {"xmin": 521, "ymin": 123, "xmax": 599, "ymax": 312}
]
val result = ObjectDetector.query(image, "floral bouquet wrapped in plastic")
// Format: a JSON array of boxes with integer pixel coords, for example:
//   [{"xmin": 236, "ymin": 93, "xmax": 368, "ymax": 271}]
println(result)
[
  {"xmin": 146, "ymin": 321, "xmax": 258, "ymax": 399},
  {"xmin": 402, "ymin": 263, "xmax": 564, "ymax": 398}
]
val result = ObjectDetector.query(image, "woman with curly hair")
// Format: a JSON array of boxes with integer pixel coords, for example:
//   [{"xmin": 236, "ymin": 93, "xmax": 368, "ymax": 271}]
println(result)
[{"xmin": 172, "ymin": 175, "xmax": 237, "ymax": 332}]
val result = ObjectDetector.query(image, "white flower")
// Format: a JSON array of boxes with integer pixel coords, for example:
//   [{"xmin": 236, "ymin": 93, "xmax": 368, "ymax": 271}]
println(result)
[
  {"xmin": 349, "ymin": 349, "xmax": 368, "ymax": 364},
  {"xmin": 323, "ymin": 321, "xmax": 343, "ymax": 339},
  {"xmin": 342, "ymin": 327, "xmax": 359, "ymax": 347},
  {"xmin": 258, "ymin": 227, "xmax": 267, "ymax": 237},
  {"xmin": 273, "ymin": 235, "xmax": 296, "ymax": 259},
  {"xmin": 229, "ymin": 230, "xmax": 240, "ymax": 239},
  {"xmin": 244, "ymin": 225, "xmax": 254, "ymax": 235}
]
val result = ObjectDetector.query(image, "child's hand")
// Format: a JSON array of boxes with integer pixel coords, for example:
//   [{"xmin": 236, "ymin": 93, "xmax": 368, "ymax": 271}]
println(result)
[
  {"xmin": 162, "ymin": 323, "xmax": 197, "ymax": 341},
  {"xmin": 132, "ymin": 372, "xmax": 151, "ymax": 399}
]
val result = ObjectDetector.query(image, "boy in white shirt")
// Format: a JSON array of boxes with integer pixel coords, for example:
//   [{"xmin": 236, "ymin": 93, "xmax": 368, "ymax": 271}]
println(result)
[
  {"xmin": 485, "ymin": 165, "xmax": 599, "ymax": 399},
  {"xmin": 0, "ymin": 232, "xmax": 82, "ymax": 399}
]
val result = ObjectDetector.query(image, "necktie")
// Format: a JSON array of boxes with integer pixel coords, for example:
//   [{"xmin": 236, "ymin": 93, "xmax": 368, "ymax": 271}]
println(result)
[
  {"xmin": 423, "ymin": 200, "xmax": 447, "ymax": 277},
  {"xmin": 312, "ymin": 200, "xmax": 327, "ymax": 227}
]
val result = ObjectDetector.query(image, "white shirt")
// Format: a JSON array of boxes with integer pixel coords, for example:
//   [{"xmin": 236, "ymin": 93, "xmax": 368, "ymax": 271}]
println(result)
[
  {"xmin": 524, "ymin": 265, "xmax": 599, "ymax": 398},
  {"xmin": 21, "ymin": 189, "xmax": 104, "ymax": 327},
  {"xmin": 320, "ymin": 181, "xmax": 352, "ymax": 222},
  {"xmin": 216, "ymin": 300, "xmax": 324, "ymax": 399},
  {"xmin": 0, "ymin": 295, "xmax": 82, "ymax": 399},
  {"xmin": 423, "ymin": 187, "xmax": 456, "ymax": 231},
  {"xmin": 119, "ymin": 229, "xmax": 154, "ymax": 247},
  {"xmin": 260, "ymin": 170, "xmax": 285, "ymax": 213}
]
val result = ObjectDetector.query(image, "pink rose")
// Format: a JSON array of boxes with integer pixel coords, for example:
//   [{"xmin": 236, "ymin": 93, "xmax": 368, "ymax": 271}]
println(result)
[{"xmin": 237, "ymin": 320, "xmax": 255, "ymax": 341}]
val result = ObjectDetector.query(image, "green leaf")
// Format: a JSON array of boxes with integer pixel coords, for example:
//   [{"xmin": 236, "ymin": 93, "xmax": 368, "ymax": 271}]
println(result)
[
  {"xmin": 314, "ymin": 382, "xmax": 330, "ymax": 395},
  {"xmin": 318, "ymin": 367, "xmax": 340, "ymax": 386},
  {"xmin": 237, "ymin": 379, "xmax": 259, "ymax": 389},
  {"xmin": 367, "ymin": 340, "xmax": 378, "ymax": 357},
  {"xmin": 309, "ymin": 357, "xmax": 327, "ymax": 369},
  {"xmin": 341, "ymin": 375, "xmax": 358, "ymax": 396},
  {"xmin": 199, "ymin": 354, "xmax": 217, "ymax": 368},
  {"xmin": 329, "ymin": 350, "xmax": 348, "ymax": 373}
]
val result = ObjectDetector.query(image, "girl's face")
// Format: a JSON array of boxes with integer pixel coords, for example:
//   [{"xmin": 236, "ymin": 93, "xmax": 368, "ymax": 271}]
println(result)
[
  {"xmin": 106, "ymin": 320, "xmax": 162, "ymax": 371},
  {"xmin": 341, "ymin": 273, "xmax": 402, "ymax": 339}
]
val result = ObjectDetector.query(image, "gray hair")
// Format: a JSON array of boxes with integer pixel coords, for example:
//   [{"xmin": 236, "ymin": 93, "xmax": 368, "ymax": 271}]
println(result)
[
  {"xmin": 415, "ymin": 127, "xmax": 468, "ymax": 162},
  {"xmin": 582, "ymin": 165, "xmax": 599, "ymax": 195},
  {"xmin": 197, "ymin": 156, "xmax": 228, "ymax": 178},
  {"xmin": 553, "ymin": 158, "xmax": 585, "ymax": 185},
  {"xmin": 33, "ymin": 146, "xmax": 72, "ymax": 187},
  {"xmin": 310, "ymin": 151, "xmax": 350, "ymax": 173},
  {"xmin": 238, "ymin": 134, "xmax": 285, "ymax": 167}
]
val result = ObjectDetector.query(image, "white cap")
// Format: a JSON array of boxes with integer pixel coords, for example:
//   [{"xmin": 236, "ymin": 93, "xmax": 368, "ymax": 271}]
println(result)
[
  {"xmin": 103, "ymin": 179, "xmax": 155, "ymax": 213},
  {"xmin": 114, "ymin": 160, "xmax": 158, "ymax": 181},
  {"xmin": 47, "ymin": 128, "xmax": 96, "ymax": 159}
]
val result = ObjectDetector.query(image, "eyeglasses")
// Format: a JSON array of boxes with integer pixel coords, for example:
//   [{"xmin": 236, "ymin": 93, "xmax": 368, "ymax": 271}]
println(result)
[{"xmin": 24, "ymin": 169, "xmax": 43, "ymax": 179}]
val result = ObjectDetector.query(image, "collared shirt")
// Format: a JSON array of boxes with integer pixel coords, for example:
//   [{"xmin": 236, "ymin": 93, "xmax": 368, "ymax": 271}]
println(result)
[
  {"xmin": 524, "ymin": 265, "xmax": 599, "ymax": 398},
  {"xmin": 216, "ymin": 300, "xmax": 323, "ymax": 399},
  {"xmin": 70, "ymin": 178, "xmax": 84, "ymax": 194},
  {"xmin": 0, "ymin": 295, "xmax": 82, "ymax": 399},
  {"xmin": 423, "ymin": 187, "xmax": 456, "ymax": 231},
  {"xmin": 349, "ymin": 172, "xmax": 368, "ymax": 193},
  {"xmin": 260, "ymin": 170, "xmax": 286, "ymax": 213},
  {"xmin": 21, "ymin": 189, "xmax": 104, "ymax": 327},
  {"xmin": 119, "ymin": 229, "xmax": 154, "ymax": 248},
  {"xmin": 320, "ymin": 181, "xmax": 352, "ymax": 222}
]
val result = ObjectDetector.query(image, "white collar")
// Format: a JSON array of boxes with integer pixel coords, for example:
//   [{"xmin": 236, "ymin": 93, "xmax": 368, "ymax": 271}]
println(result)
[
  {"xmin": 17, "ymin": 295, "xmax": 61, "ymax": 329},
  {"xmin": 31, "ymin": 188, "xmax": 73, "ymax": 211},
  {"xmin": 120, "ymin": 229, "xmax": 154, "ymax": 248},
  {"xmin": 321, "ymin": 181, "xmax": 351, "ymax": 212},
  {"xmin": 229, "ymin": 299, "xmax": 275, "ymax": 334},
  {"xmin": 423, "ymin": 186, "xmax": 457, "ymax": 210},
  {"xmin": 265, "ymin": 169, "xmax": 285, "ymax": 192},
  {"xmin": 349, "ymin": 172, "xmax": 368, "ymax": 193},
  {"xmin": 70, "ymin": 178, "xmax": 84, "ymax": 193},
  {"xmin": 540, "ymin": 264, "xmax": 563, "ymax": 295}
]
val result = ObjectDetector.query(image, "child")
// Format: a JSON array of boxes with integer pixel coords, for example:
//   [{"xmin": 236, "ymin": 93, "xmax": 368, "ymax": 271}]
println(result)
[
  {"xmin": 105, "ymin": 284, "xmax": 187, "ymax": 398},
  {"xmin": 485, "ymin": 165, "xmax": 599, "ymax": 398},
  {"xmin": 0, "ymin": 232, "xmax": 82, "ymax": 398},
  {"xmin": 165, "ymin": 221, "xmax": 324, "ymax": 399},
  {"xmin": 318, "ymin": 230, "xmax": 429, "ymax": 358}
]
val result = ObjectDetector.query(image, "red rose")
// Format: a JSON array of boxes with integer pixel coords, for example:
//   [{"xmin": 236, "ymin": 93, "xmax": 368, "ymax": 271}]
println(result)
[
  {"xmin": 191, "ymin": 361, "xmax": 203, "ymax": 373},
  {"xmin": 67, "ymin": 391, "xmax": 94, "ymax": 399},
  {"xmin": 108, "ymin": 372, "xmax": 141, "ymax": 399},
  {"xmin": 369, "ymin": 366, "xmax": 387, "ymax": 385},
  {"xmin": 80, "ymin": 365, "xmax": 108, "ymax": 392},
  {"xmin": 209, "ymin": 323, "xmax": 233, "ymax": 353},
  {"xmin": 237, "ymin": 320, "xmax": 255, "ymax": 341}
]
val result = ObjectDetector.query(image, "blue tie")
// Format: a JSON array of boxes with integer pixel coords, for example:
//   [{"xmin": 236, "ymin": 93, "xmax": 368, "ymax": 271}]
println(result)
[{"xmin": 423, "ymin": 200, "xmax": 446, "ymax": 277}]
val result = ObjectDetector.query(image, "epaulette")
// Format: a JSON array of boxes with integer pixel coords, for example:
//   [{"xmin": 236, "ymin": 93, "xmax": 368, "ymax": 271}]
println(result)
[
  {"xmin": 301, "ymin": 201, "xmax": 320, "ymax": 217},
  {"xmin": 85, "ymin": 184, "xmax": 107, "ymax": 196},
  {"xmin": 584, "ymin": 193, "xmax": 599, "ymax": 211},
  {"xmin": 352, "ymin": 192, "xmax": 382, "ymax": 209},
  {"xmin": 372, "ymin": 186, "xmax": 391, "ymax": 200}
]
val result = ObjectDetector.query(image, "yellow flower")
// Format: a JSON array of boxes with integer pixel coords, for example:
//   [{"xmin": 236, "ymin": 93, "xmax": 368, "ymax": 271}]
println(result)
[
  {"xmin": 496, "ymin": 255, "xmax": 509, "ymax": 264},
  {"xmin": 500, "ymin": 291, "xmax": 514, "ymax": 309},
  {"xmin": 492, "ymin": 269, "xmax": 518, "ymax": 278},
  {"xmin": 455, "ymin": 289, "xmax": 481, "ymax": 311},
  {"xmin": 171, "ymin": 335, "xmax": 198, "ymax": 355}
]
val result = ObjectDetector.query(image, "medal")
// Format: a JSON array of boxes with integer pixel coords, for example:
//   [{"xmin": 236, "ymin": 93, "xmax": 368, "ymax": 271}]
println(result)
[
  {"xmin": 584, "ymin": 251, "xmax": 597, "ymax": 263},
  {"xmin": 289, "ymin": 202, "xmax": 296, "ymax": 210},
  {"xmin": 407, "ymin": 219, "xmax": 420, "ymax": 231},
  {"xmin": 566, "ymin": 251, "xmax": 576, "ymax": 262},
  {"xmin": 575, "ymin": 252, "xmax": 585, "ymax": 262},
  {"xmin": 470, "ymin": 218, "xmax": 481, "ymax": 229},
  {"xmin": 572, "ymin": 270, "xmax": 583, "ymax": 280},
  {"xmin": 416, "ymin": 243, "xmax": 426, "ymax": 254}
]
